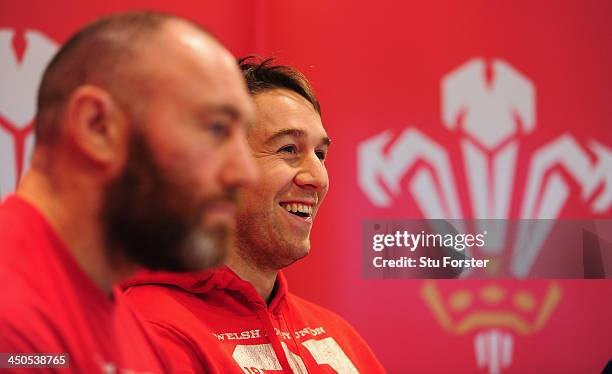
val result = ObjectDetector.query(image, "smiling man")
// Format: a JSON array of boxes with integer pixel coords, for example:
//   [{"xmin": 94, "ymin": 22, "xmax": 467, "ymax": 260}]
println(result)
[{"xmin": 124, "ymin": 58, "xmax": 386, "ymax": 373}]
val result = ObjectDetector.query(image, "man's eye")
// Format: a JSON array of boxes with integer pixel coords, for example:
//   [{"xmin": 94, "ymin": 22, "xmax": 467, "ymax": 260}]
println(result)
[
  {"xmin": 315, "ymin": 150, "xmax": 326, "ymax": 161},
  {"xmin": 278, "ymin": 145, "xmax": 298, "ymax": 154},
  {"xmin": 208, "ymin": 122, "xmax": 230, "ymax": 139}
]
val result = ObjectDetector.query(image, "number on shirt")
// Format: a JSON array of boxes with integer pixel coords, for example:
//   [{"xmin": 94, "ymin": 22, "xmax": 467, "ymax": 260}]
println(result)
[{"xmin": 233, "ymin": 337, "xmax": 358, "ymax": 373}]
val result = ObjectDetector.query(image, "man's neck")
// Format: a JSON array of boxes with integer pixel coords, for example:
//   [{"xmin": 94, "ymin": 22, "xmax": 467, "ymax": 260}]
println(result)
[
  {"xmin": 225, "ymin": 253, "xmax": 278, "ymax": 304},
  {"xmin": 16, "ymin": 164, "xmax": 133, "ymax": 296}
]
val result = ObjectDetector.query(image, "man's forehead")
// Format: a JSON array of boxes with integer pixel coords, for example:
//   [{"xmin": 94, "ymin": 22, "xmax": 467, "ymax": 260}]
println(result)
[
  {"xmin": 199, "ymin": 97, "xmax": 256, "ymax": 125},
  {"xmin": 253, "ymin": 118, "xmax": 329, "ymax": 143},
  {"xmin": 141, "ymin": 20, "xmax": 233, "ymax": 77},
  {"xmin": 137, "ymin": 21, "xmax": 252, "ymax": 118},
  {"xmin": 159, "ymin": 19, "xmax": 218, "ymax": 48},
  {"xmin": 252, "ymin": 90, "xmax": 327, "ymax": 140},
  {"xmin": 254, "ymin": 89, "xmax": 317, "ymax": 115}
]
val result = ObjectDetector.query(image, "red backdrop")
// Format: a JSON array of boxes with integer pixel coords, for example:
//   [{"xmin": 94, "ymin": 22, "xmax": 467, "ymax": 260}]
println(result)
[{"xmin": 1, "ymin": 1, "xmax": 611, "ymax": 372}]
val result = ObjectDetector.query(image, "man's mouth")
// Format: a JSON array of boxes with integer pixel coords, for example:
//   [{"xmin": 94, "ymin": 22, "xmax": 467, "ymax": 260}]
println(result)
[{"xmin": 279, "ymin": 202, "xmax": 313, "ymax": 218}]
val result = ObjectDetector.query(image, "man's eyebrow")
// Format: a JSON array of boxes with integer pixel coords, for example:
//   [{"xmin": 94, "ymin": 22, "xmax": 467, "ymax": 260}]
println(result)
[
  {"xmin": 200, "ymin": 104, "xmax": 241, "ymax": 120},
  {"xmin": 265, "ymin": 128, "xmax": 305, "ymax": 145},
  {"xmin": 265, "ymin": 128, "xmax": 332, "ymax": 146}
]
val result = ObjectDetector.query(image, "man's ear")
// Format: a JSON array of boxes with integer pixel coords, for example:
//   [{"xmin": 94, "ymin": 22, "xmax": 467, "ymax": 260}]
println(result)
[{"xmin": 64, "ymin": 85, "xmax": 130, "ymax": 169}]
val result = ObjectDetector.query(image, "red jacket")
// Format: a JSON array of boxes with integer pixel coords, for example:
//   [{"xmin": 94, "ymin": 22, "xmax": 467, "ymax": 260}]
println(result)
[
  {"xmin": 123, "ymin": 267, "xmax": 386, "ymax": 373},
  {"xmin": 0, "ymin": 196, "xmax": 168, "ymax": 373}
]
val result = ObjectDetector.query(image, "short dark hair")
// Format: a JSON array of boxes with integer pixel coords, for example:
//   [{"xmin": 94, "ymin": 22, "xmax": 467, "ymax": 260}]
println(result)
[
  {"xmin": 238, "ymin": 56, "xmax": 321, "ymax": 115},
  {"xmin": 35, "ymin": 11, "xmax": 211, "ymax": 144}
]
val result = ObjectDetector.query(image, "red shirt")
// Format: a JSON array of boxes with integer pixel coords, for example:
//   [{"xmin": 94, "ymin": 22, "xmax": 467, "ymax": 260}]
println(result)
[
  {"xmin": 124, "ymin": 267, "xmax": 387, "ymax": 373},
  {"xmin": 0, "ymin": 196, "xmax": 168, "ymax": 373}
]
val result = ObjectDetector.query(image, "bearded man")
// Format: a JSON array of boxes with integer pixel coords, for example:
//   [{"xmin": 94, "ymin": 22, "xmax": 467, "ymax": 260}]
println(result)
[{"xmin": 0, "ymin": 12, "xmax": 256, "ymax": 373}]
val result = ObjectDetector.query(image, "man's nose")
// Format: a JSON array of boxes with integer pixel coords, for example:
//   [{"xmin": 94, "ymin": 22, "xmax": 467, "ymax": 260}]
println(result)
[
  {"xmin": 294, "ymin": 152, "xmax": 328, "ymax": 191},
  {"xmin": 221, "ymin": 131, "xmax": 258, "ymax": 188}
]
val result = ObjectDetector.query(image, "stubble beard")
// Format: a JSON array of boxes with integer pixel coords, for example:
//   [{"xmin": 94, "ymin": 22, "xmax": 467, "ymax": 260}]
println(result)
[{"xmin": 235, "ymin": 207, "xmax": 311, "ymax": 272}]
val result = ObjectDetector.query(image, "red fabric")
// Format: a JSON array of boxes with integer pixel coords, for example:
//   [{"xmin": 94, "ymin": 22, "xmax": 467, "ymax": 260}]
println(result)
[
  {"xmin": 0, "ymin": 195, "xmax": 168, "ymax": 373},
  {"xmin": 123, "ymin": 267, "xmax": 386, "ymax": 373}
]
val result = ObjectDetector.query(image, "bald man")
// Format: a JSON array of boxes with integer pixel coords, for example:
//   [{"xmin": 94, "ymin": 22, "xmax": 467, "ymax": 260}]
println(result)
[{"xmin": 0, "ymin": 12, "xmax": 256, "ymax": 373}]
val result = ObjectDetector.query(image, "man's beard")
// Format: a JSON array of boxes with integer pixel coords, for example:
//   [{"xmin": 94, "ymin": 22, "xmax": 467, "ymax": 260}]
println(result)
[
  {"xmin": 235, "ymin": 208, "xmax": 311, "ymax": 272},
  {"xmin": 101, "ymin": 131, "xmax": 233, "ymax": 272}
]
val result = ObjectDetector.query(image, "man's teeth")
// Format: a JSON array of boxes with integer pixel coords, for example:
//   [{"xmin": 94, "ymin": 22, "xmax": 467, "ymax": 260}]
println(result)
[{"xmin": 280, "ymin": 203, "xmax": 313, "ymax": 216}]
